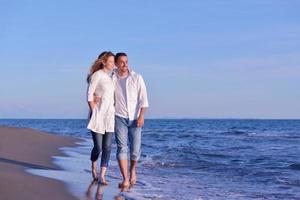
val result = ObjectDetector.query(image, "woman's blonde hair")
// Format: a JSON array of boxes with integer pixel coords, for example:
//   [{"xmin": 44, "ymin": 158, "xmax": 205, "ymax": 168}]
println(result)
[{"xmin": 87, "ymin": 51, "xmax": 115, "ymax": 83}]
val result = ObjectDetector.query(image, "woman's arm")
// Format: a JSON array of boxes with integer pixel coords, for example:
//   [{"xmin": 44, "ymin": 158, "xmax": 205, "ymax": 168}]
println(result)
[
  {"xmin": 87, "ymin": 73, "xmax": 100, "ymax": 111},
  {"xmin": 88, "ymin": 101, "xmax": 96, "ymax": 111}
]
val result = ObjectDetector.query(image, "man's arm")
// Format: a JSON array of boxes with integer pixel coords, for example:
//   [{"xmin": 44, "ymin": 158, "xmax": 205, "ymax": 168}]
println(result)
[
  {"xmin": 137, "ymin": 107, "xmax": 146, "ymax": 127},
  {"xmin": 137, "ymin": 75, "xmax": 149, "ymax": 127}
]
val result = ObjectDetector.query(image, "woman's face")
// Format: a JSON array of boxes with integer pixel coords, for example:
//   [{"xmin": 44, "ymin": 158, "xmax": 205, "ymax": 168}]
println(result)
[{"xmin": 104, "ymin": 56, "xmax": 115, "ymax": 71}]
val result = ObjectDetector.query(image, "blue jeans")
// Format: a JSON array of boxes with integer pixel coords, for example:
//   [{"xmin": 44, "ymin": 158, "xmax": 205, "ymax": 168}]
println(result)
[
  {"xmin": 90, "ymin": 131, "xmax": 113, "ymax": 167},
  {"xmin": 115, "ymin": 115, "xmax": 142, "ymax": 161}
]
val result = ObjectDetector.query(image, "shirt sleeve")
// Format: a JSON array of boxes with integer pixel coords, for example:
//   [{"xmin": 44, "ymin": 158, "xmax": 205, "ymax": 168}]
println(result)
[
  {"xmin": 87, "ymin": 73, "xmax": 100, "ymax": 102},
  {"xmin": 138, "ymin": 75, "xmax": 149, "ymax": 108}
]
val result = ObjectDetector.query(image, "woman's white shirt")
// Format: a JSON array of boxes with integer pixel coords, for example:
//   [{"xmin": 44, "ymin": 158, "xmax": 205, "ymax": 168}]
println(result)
[{"xmin": 87, "ymin": 70, "xmax": 115, "ymax": 134}]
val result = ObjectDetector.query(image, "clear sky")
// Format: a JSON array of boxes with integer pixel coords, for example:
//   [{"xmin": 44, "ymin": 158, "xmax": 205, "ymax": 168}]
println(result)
[{"xmin": 1, "ymin": 0, "xmax": 299, "ymax": 119}]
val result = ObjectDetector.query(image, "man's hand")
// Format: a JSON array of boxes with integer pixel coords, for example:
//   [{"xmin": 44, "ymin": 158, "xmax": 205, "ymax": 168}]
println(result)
[
  {"xmin": 137, "ymin": 107, "xmax": 146, "ymax": 127},
  {"xmin": 137, "ymin": 115, "xmax": 144, "ymax": 127}
]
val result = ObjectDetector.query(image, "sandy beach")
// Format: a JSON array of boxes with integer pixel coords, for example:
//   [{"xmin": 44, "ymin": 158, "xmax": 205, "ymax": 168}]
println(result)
[{"xmin": 0, "ymin": 126, "xmax": 80, "ymax": 200}]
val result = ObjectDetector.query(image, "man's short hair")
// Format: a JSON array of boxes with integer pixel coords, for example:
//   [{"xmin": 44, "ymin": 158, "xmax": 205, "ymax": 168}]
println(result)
[{"xmin": 115, "ymin": 52, "xmax": 127, "ymax": 61}]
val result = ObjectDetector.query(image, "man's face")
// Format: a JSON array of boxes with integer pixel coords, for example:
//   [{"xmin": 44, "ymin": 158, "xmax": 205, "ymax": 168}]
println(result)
[{"xmin": 115, "ymin": 56, "xmax": 128, "ymax": 73}]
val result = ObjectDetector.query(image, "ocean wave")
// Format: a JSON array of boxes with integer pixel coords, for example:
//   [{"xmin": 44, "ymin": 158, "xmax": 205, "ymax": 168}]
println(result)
[
  {"xmin": 222, "ymin": 130, "xmax": 248, "ymax": 135},
  {"xmin": 201, "ymin": 153, "xmax": 233, "ymax": 158},
  {"xmin": 140, "ymin": 155, "xmax": 186, "ymax": 168},
  {"xmin": 289, "ymin": 163, "xmax": 300, "ymax": 170}
]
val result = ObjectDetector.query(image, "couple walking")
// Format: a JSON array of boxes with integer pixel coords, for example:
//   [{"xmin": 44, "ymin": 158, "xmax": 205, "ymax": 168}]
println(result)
[{"xmin": 86, "ymin": 51, "xmax": 149, "ymax": 188}]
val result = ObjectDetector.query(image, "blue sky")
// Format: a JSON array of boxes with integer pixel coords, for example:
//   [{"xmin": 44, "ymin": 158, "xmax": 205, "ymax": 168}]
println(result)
[{"xmin": 0, "ymin": 0, "xmax": 299, "ymax": 119}]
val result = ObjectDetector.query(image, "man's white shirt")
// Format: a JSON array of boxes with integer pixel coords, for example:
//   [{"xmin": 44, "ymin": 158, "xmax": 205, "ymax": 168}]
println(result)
[
  {"xmin": 115, "ymin": 75, "xmax": 129, "ymax": 118},
  {"xmin": 112, "ymin": 69, "xmax": 149, "ymax": 121}
]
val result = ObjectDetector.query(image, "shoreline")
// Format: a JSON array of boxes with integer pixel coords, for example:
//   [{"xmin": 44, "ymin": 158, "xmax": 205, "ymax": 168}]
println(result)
[
  {"xmin": 0, "ymin": 126, "xmax": 81, "ymax": 200},
  {"xmin": 27, "ymin": 138, "xmax": 123, "ymax": 200}
]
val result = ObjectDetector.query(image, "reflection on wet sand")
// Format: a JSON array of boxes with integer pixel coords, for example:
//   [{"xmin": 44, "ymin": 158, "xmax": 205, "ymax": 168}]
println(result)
[{"xmin": 85, "ymin": 180, "xmax": 126, "ymax": 200}]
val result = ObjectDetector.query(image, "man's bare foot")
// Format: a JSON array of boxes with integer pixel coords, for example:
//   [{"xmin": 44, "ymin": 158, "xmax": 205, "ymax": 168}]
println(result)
[
  {"xmin": 118, "ymin": 181, "xmax": 130, "ymax": 192},
  {"xmin": 120, "ymin": 185, "xmax": 130, "ymax": 192},
  {"xmin": 130, "ymin": 171, "xmax": 137, "ymax": 185},
  {"xmin": 118, "ymin": 180, "xmax": 130, "ymax": 188}
]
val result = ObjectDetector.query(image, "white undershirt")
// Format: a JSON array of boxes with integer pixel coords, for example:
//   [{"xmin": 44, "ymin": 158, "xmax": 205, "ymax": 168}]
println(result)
[{"xmin": 115, "ymin": 75, "xmax": 129, "ymax": 118}]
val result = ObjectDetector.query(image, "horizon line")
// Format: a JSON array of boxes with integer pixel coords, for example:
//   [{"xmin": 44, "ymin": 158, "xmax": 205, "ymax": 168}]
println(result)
[{"xmin": 0, "ymin": 117, "xmax": 299, "ymax": 120}]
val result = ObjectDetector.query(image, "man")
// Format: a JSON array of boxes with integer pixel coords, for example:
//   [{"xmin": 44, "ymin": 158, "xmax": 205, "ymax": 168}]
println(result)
[{"xmin": 112, "ymin": 52, "xmax": 149, "ymax": 188}]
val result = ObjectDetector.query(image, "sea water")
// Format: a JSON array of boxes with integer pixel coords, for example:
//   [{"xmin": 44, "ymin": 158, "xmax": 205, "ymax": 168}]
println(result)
[{"xmin": 1, "ymin": 119, "xmax": 300, "ymax": 200}]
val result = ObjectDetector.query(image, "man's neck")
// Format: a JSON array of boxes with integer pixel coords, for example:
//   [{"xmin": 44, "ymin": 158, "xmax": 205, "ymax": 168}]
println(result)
[{"xmin": 117, "ymin": 69, "xmax": 129, "ymax": 78}]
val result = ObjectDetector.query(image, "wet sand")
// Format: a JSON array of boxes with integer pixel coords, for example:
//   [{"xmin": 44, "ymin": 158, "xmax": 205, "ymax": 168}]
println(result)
[{"xmin": 0, "ymin": 126, "xmax": 80, "ymax": 200}]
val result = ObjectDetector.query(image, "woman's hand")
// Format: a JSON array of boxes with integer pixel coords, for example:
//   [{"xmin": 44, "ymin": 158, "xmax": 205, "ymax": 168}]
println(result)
[
  {"xmin": 88, "ymin": 101, "xmax": 96, "ymax": 111},
  {"xmin": 88, "ymin": 95, "xmax": 101, "ymax": 111}
]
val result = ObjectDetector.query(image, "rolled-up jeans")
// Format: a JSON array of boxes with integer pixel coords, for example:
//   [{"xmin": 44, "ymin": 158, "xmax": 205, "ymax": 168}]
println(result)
[
  {"xmin": 115, "ymin": 115, "xmax": 142, "ymax": 161},
  {"xmin": 90, "ymin": 131, "xmax": 113, "ymax": 167}
]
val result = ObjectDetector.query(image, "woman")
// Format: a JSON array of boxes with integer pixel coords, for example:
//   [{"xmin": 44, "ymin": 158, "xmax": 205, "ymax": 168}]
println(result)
[{"xmin": 86, "ymin": 51, "xmax": 115, "ymax": 185}]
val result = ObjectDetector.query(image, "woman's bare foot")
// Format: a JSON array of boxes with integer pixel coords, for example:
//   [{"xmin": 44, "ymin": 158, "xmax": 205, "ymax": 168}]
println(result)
[
  {"xmin": 92, "ymin": 169, "xmax": 98, "ymax": 181},
  {"xmin": 92, "ymin": 162, "xmax": 98, "ymax": 181},
  {"xmin": 98, "ymin": 167, "xmax": 108, "ymax": 185},
  {"xmin": 99, "ymin": 177, "xmax": 109, "ymax": 186}
]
